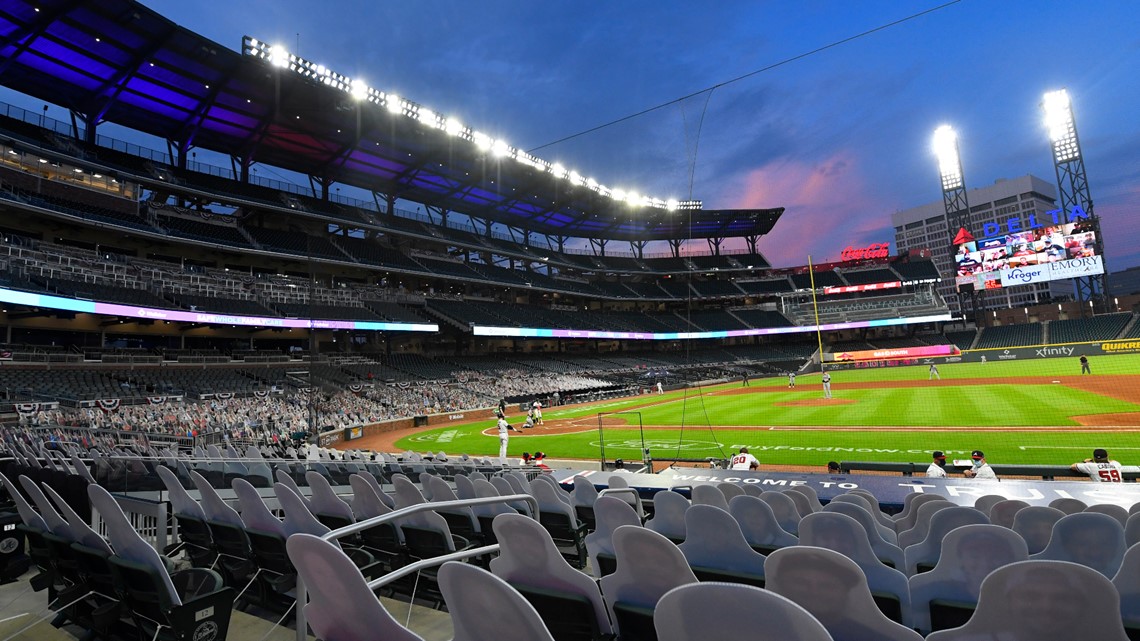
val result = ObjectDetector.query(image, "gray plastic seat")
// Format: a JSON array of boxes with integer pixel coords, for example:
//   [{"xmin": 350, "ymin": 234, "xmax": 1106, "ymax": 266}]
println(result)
[
  {"xmin": 286, "ymin": 533, "xmax": 425, "ymax": 641},
  {"xmin": 274, "ymin": 482, "xmax": 331, "ymax": 538},
  {"xmin": 973, "ymin": 494, "xmax": 1006, "ymax": 517},
  {"xmin": 156, "ymin": 465, "xmax": 207, "ymax": 520},
  {"xmin": 925, "ymin": 560, "xmax": 1128, "ymax": 641},
  {"xmin": 440, "ymin": 561, "xmax": 556, "ymax": 641},
  {"xmin": 1085, "ymin": 503, "xmax": 1129, "ymax": 527},
  {"xmin": 988, "ymin": 499, "xmax": 1030, "ymax": 528},
  {"xmin": 799, "ymin": 511, "xmax": 913, "ymax": 627},
  {"xmin": 679, "ymin": 504, "xmax": 766, "ymax": 582},
  {"xmin": 306, "ymin": 471, "xmax": 355, "ymax": 522},
  {"xmin": 1126, "ymin": 512, "xmax": 1140, "ymax": 547},
  {"xmin": 903, "ymin": 507, "xmax": 991, "ymax": 576},
  {"xmin": 42, "ymin": 483, "xmax": 111, "ymax": 553},
  {"xmin": 654, "ymin": 582, "xmax": 835, "ymax": 641},
  {"xmin": 897, "ymin": 501, "xmax": 955, "ymax": 548},
  {"xmin": 1048, "ymin": 497, "xmax": 1088, "ymax": 515},
  {"xmin": 831, "ymin": 494, "xmax": 897, "ymax": 544},
  {"xmin": 1112, "ymin": 542, "xmax": 1140, "ymax": 631},
  {"xmin": 782, "ymin": 489, "xmax": 816, "ymax": 518},
  {"xmin": 18, "ymin": 474, "xmax": 70, "ymax": 537},
  {"xmin": 729, "ymin": 494, "xmax": 797, "ymax": 552},
  {"xmin": 646, "ymin": 490, "xmax": 689, "ymax": 542},
  {"xmin": 908, "ymin": 524, "xmax": 1029, "ymax": 634},
  {"xmin": 585, "ymin": 496, "xmax": 640, "ymax": 578},
  {"xmin": 491, "ymin": 513, "xmax": 613, "ymax": 637},
  {"xmin": 88, "ymin": 484, "xmax": 180, "ymax": 605},
  {"xmin": 691, "ymin": 484, "xmax": 729, "ymax": 511},
  {"xmin": 1030, "ymin": 512, "xmax": 1126, "ymax": 577},
  {"xmin": 232, "ymin": 478, "xmax": 286, "ymax": 537},
  {"xmin": 892, "ymin": 493, "xmax": 947, "ymax": 531},
  {"xmin": 759, "ymin": 492, "xmax": 803, "ymax": 536},
  {"xmin": 599, "ymin": 526, "xmax": 698, "ymax": 638},
  {"xmin": 822, "ymin": 501, "xmax": 904, "ymax": 569},
  {"xmin": 766, "ymin": 546, "xmax": 923, "ymax": 641},
  {"xmin": 717, "ymin": 482, "xmax": 745, "ymax": 500},
  {"xmin": 1011, "ymin": 506, "xmax": 1065, "ymax": 555},
  {"xmin": 572, "ymin": 476, "xmax": 600, "ymax": 508}
]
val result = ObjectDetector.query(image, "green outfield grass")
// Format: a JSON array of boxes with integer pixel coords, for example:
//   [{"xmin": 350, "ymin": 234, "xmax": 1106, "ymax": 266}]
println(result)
[{"xmin": 392, "ymin": 353, "xmax": 1140, "ymax": 466}]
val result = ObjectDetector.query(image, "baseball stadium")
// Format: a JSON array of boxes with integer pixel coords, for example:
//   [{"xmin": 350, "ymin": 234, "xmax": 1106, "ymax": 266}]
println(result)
[{"xmin": 0, "ymin": 2, "xmax": 1138, "ymax": 641}]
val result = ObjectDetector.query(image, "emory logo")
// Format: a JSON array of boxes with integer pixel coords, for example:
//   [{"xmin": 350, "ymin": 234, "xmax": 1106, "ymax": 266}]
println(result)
[{"xmin": 1035, "ymin": 346, "xmax": 1074, "ymax": 358}]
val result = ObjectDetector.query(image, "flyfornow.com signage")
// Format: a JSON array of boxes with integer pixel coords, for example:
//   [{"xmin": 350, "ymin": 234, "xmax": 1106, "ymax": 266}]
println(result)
[{"xmin": 999, "ymin": 255, "xmax": 1104, "ymax": 287}]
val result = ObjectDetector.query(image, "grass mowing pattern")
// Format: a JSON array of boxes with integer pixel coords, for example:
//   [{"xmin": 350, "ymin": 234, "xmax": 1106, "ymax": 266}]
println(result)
[{"xmin": 394, "ymin": 353, "xmax": 1140, "ymax": 466}]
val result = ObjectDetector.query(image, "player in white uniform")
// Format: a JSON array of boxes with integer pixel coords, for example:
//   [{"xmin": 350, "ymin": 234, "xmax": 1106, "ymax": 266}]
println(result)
[
  {"xmin": 532, "ymin": 400, "xmax": 543, "ymax": 425},
  {"xmin": 1072, "ymin": 448, "xmax": 1124, "ymax": 482},
  {"xmin": 787, "ymin": 372, "xmax": 796, "ymax": 388},
  {"xmin": 928, "ymin": 364, "xmax": 940, "ymax": 380},
  {"xmin": 497, "ymin": 414, "xmax": 517, "ymax": 460},
  {"xmin": 963, "ymin": 450, "xmax": 996, "ymax": 479},
  {"xmin": 729, "ymin": 447, "xmax": 760, "ymax": 471},
  {"xmin": 925, "ymin": 450, "xmax": 948, "ymax": 478},
  {"xmin": 656, "ymin": 381, "xmax": 664, "ymax": 395},
  {"xmin": 821, "ymin": 371, "xmax": 832, "ymax": 399}
]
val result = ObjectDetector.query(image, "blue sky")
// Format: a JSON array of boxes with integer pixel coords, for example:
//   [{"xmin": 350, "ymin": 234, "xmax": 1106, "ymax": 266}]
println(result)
[{"xmin": 17, "ymin": 1, "xmax": 1140, "ymax": 270}]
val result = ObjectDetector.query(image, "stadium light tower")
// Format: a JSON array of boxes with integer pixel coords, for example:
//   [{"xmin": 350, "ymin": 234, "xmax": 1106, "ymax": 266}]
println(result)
[
  {"xmin": 1042, "ymin": 89, "xmax": 1108, "ymax": 312},
  {"xmin": 933, "ymin": 125, "xmax": 977, "ymax": 322}
]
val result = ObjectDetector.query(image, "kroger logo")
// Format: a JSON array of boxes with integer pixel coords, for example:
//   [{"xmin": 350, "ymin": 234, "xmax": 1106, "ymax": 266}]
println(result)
[{"xmin": 1005, "ymin": 267, "xmax": 1046, "ymax": 284}]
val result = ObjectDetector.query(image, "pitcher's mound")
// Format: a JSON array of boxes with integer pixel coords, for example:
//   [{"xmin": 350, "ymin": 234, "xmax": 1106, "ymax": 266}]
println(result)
[{"xmin": 775, "ymin": 398, "xmax": 857, "ymax": 407}]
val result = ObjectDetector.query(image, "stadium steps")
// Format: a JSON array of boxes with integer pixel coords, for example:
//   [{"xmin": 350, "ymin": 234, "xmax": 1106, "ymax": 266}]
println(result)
[
  {"xmin": 1042, "ymin": 320, "xmax": 1050, "ymax": 345},
  {"xmin": 1118, "ymin": 313, "xmax": 1140, "ymax": 339},
  {"xmin": 235, "ymin": 224, "xmax": 260, "ymax": 249},
  {"xmin": 422, "ymin": 304, "xmax": 472, "ymax": 331}
]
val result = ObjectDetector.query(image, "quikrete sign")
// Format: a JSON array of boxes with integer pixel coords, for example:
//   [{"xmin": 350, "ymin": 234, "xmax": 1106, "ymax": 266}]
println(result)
[
  {"xmin": 840, "ymin": 242, "xmax": 890, "ymax": 261},
  {"xmin": 978, "ymin": 205, "xmax": 1090, "ymax": 239}
]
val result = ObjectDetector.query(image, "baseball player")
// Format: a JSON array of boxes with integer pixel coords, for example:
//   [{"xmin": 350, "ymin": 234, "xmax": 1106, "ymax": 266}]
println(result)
[
  {"xmin": 928, "ymin": 363, "xmax": 940, "ymax": 380},
  {"xmin": 788, "ymin": 372, "xmax": 796, "ymax": 388},
  {"xmin": 522, "ymin": 413, "xmax": 535, "ymax": 430},
  {"xmin": 497, "ymin": 414, "xmax": 518, "ymax": 460},
  {"xmin": 821, "ymin": 371, "xmax": 832, "ymax": 399},
  {"xmin": 729, "ymin": 447, "xmax": 760, "ymax": 471},
  {"xmin": 926, "ymin": 451, "xmax": 948, "ymax": 478},
  {"xmin": 532, "ymin": 400, "xmax": 543, "ymax": 425},
  {"xmin": 656, "ymin": 381, "xmax": 664, "ymax": 395},
  {"xmin": 1071, "ymin": 448, "xmax": 1124, "ymax": 482}
]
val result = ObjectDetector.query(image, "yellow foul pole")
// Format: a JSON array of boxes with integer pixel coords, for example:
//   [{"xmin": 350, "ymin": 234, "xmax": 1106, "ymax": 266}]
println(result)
[{"xmin": 807, "ymin": 255, "xmax": 826, "ymax": 373}]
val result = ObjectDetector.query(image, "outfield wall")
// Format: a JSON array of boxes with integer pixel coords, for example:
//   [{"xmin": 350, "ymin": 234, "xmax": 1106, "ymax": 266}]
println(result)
[{"xmin": 824, "ymin": 339, "xmax": 1140, "ymax": 370}]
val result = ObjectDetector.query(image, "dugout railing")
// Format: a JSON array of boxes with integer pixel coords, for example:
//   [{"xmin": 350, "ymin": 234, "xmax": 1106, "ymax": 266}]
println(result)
[{"xmin": 839, "ymin": 461, "xmax": 1140, "ymax": 481}]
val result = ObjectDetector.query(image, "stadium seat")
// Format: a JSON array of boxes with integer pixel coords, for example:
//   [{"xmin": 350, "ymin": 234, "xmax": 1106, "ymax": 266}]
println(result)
[
  {"xmin": 424, "ymin": 475, "xmax": 483, "ymax": 544},
  {"xmin": 454, "ymin": 473, "xmax": 477, "ymax": 500},
  {"xmin": 716, "ymin": 482, "xmax": 745, "ymax": 500},
  {"xmin": 903, "ymin": 507, "xmax": 991, "ymax": 576},
  {"xmin": 491, "ymin": 476, "xmax": 534, "ymax": 516},
  {"xmin": 924, "ymin": 560, "xmax": 1128, "ymax": 641},
  {"xmin": 1030, "ymin": 512, "xmax": 1126, "ymax": 577},
  {"xmin": 470, "ymin": 479, "xmax": 517, "ymax": 544},
  {"xmin": 532, "ymin": 479, "xmax": 588, "ymax": 569},
  {"xmin": 786, "ymin": 485, "xmax": 824, "ymax": 513},
  {"xmin": 892, "ymin": 493, "xmax": 947, "ymax": 531},
  {"xmin": 1087, "ymin": 503, "xmax": 1130, "ymax": 527},
  {"xmin": 285, "ymin": 533, "xmax": 425, "ymax": 641},
  {"xmin": 601, "ymin": 526, "xmax": 698, "ymax": 641},
  {"xmin": 189, "ymin": 471, "xmax": 258, "ymax": 592},
  {"xmin": 729, "ymin": 494, "xmax": 798, "ymax": 555},
  {"xmin": 678, "ymin": 504, "xmax": 766, "ymax": 587},
  {"xmin": 1112, "ymin": 543, "xmax": 1140, "ymax": 634},
  {"xmin": 691, "ymin": 484, "xmax": 729, "ymax": 511},
  {"xmin": 274, "ymin": 468, "xmax": 314, "ymax": 511},
  {"xmin": 973, "ymin": 494, "xmax": 1006, "ymax": 517},
  {"xmin": 1011, "ymin": 506, "xmax": 1066, "ymax": 555},
  {"xmin": 821, "ymin": 501, "xmax": 904, "ymax": 569},
  {"xmin": 766, "ymin": 547, "xmax": 923, "ymax": 641},
  {"xmin": 88, "ymin": 484, "xmax": 235, "ymax": 641},
  {"xmin": 306, "ymin": 470, "xmax": 357, "ymax": 530},
  {"xmin": 908, "ymin": 524, "xmax": 1029, "ymax": 634},
  {"xmin": 491, "ymin": 513, "xmax": 614, "ymax": 640},
  {"xmin": 897, "ymin": 501, "xmax": 956, "ymax": 548},
  {"xmin": 759, "ymin": 492, "xmax": 803, "ymax": 536},
  {"xmin": 1049, "ymin": 497, "xmax": 1089, "ymax": 515},
  {"xmin": 1126, "ymin": 513, "xmax": 1140, "ymax": 548},
  {"xmin": 571, "ymin": 476, "xmax": 600, "ymax": 532},
  {"xmin": 989, "ymin": 499, "xmax": 1030, "ymax": 528},
  {"xmin": 849, "ymin": 488, "xmax": 896, "ymax": 530},
  {"xmin": 799, "ymin": 511, "xmax": 913, "ymax": 626},
  {"xmin": 830, "ymin": 494, "xmax": 897, "ymax": 543},
  {"xmin": 782, "ymin": 489, "xmax": 816, "ymax": 518},
  {"xmin": 646, "ymin": 490, "xmax": 689, "ymax": 543},
  {"xmin": 585, "ymin": 496, "xmax": 640, "ymax": 578},
  {"xmin": 653, "ymin": 582, "xmax": 835, "ymax": 641},
  {"xmin": 0, "ymin": 471, "xmax": 52, "ymax": 590},
  {"xmin": 440, "ymin": 561, "xmax": 556, "ymax": 641}
]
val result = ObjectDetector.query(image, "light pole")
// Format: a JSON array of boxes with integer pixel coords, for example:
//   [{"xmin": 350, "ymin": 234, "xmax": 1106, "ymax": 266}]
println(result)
[{"xmin": 933, "ymin": 125, "xmax": 979, "ymax": 325}]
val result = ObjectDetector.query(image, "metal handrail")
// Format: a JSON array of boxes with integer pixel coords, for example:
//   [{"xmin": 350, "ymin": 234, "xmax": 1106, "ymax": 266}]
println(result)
[
  {"xmin": 295, "ymin": 493, "xmax": 539, "ymax": 641},
  {"xmin": 599, "ymin": 486, "xmax": 645, "ymax": 519}
]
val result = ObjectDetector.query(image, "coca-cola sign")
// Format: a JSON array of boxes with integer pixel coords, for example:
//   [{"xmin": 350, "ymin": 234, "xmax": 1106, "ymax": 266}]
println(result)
[{"xmin": 840, "ymin": 242, "xmax": 891, "ymax": 261}]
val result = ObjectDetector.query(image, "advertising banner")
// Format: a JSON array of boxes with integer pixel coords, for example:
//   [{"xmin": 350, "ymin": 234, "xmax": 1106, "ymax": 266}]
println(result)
[
  {"xmin": 823, "ymin": 281, "xmax": 901, "ymax": 295},
  {"xmin": 1049, "ymin": 255, "xmax": 1104, "ymax": 280},
  {"xmin": 827, "ymin": 344, "xmax": 959, "ymax": 362}
]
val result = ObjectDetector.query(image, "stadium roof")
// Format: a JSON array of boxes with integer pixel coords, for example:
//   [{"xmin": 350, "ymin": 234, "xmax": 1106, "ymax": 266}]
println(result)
[{"xmin": 0, "ymin": 0, "xmax": 784, "ymax": 241}]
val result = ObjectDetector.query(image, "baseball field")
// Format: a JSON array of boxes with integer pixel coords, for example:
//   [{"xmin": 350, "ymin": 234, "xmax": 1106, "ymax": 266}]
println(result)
[{"xmin": 381, "ymin": 353, "xmax": 1140, "ymax": 467}]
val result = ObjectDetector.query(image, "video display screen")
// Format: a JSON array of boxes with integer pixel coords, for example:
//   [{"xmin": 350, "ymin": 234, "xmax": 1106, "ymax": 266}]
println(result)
[{"xmin": 954, "ymin": 222, "xmax": 1101, "ymax": 290}]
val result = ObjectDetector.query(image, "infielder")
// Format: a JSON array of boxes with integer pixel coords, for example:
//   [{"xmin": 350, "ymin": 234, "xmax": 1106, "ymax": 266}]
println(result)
[
  {"xmin": 788, "ymin": 372, "xmax": 796, "ymax": 388},
  {"xmin": 821, "ymin": 371, "xmax": 832, "ymax": 399}
]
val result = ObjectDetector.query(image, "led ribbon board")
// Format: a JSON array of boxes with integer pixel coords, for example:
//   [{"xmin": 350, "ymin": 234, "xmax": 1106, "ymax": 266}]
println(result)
[
  {"xmin": 826, "ymin": 344, "xmax": 959, "ymax": 362},
  {"xmin": 473, "ymin": 313, "xmax": 954, "ymax": 340},
  {"xmin": 0, "ymin": 287, "xmax": 438, "ymax": 332}
]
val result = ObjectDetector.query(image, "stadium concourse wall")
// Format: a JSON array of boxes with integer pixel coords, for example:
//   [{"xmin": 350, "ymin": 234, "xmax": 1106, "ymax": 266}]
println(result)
[
  {"xmin": 317, "ymin": 405, "xmax": 499, "ymax": 448},
  {"xmin": 821, "ymin": 338, "xmax": 1140, "ymax": 371}
]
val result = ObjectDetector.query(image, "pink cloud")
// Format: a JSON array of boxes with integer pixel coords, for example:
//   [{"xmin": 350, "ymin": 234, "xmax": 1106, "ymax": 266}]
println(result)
[{"xmin": 720, "ymin": 151, "xmax": 897, "ymax": 267}]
